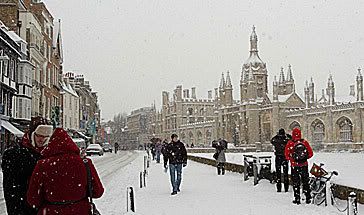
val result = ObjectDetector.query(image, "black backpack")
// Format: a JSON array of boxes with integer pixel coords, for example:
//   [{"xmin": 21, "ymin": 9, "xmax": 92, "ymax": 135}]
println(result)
[{"xmin": 292, "ymin": 140, "xmax": 308, "ymax": 163}]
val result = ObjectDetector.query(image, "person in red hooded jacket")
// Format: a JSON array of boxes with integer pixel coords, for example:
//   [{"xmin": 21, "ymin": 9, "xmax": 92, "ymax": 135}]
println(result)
[
  {"xmin": 284, "ymin": 128, "xmax": 313, "ymax": 205},
  {"xmin": 27, "ymin": 128, "xmax": 104, "ymax": 215}
]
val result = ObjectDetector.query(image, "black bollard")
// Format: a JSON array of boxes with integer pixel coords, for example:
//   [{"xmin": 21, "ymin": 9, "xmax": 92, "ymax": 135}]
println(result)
[
  {"xmin": 243, "ymin": 156, "xmax": 248, "ymax": 181},
  {"xmin": 143, "ymin": 171, "xmax": 146, "ymax": 187},
  {"xmin": 129, "ymin": 187, "xmax": 135, "ymax": 212},
  {"xmin": 140, "ymin": 172, "xmax": 143, "ymax": 188}
]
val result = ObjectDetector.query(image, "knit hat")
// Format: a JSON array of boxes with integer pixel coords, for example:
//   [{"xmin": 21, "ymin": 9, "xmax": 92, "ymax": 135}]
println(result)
[
  {"xmin": 29, "ymin": 116, "xmax": 48, "ymax": 135},
  {"xmin": 31, "ymin": 125, "xmax": 54, "ymax": 147}
]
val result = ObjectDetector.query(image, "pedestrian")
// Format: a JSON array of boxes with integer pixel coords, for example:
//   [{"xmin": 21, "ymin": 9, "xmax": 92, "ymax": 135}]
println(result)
[
  {"xmin": 212, "ymin": 139, "xmax": 227, "ymax": 175},
  {"xmin": 163, "ymin": 134, "xmax": 187, "ymax": 195},
  {"xmin": 114, "ymin": 142, "xmax": 119, "ymax": 154},
  {"xmin": 27, "ymin": 128, "xmax": 104, "ymax": 215},
  {"xmin": 271, "ymin": 128, "xmax": 290, "ymax": 192},
  {"xmin": 155, "ymin": 139, "xmax": 163, "ymax": 163},
  {"xmin": 190, "ymin": 143, "xmax": 194, "ymax": 148},
  {"xmin": 1, "ymin": 117, "xmax": 51, "ymax": 215},
  {"xmin": 284, "ymin": 128, "xmax": 313, "ymax": 205},
  {"xmin": 150, "ymin": 142, "xmax": 156, "ymax": 160}
]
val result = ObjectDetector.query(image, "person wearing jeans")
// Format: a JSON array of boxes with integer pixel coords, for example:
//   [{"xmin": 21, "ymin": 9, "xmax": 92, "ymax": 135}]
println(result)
[{"xmin": 164, "ymin": 134, "xmax": 187, "ymax": 195}]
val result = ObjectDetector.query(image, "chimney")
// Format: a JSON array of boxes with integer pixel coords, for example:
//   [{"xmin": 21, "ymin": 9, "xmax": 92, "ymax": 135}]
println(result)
[{"xmin": 191, "ymin": 87, "xmax": 196, "ymax": 99}]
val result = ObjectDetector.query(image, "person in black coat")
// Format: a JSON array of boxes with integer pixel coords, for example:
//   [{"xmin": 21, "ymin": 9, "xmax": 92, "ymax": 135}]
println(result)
[
  {"xmin": 163, "ymin": 134, "xmax": 187, "ymax": 195},
  {"xmin": 1, "ymin": 117, "xmax": 51, "ymax": 215},
  {"xmin": 271, "ymin": 128, "xmax": 290, "ymax": 192}
]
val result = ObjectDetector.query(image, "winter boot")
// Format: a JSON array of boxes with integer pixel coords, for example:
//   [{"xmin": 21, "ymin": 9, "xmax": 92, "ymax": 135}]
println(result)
[
  {"xmin": 305, "ymin": 195, "xmax": 312, "ymax": 204},
  {"xmin": 276, "ymin": 183, "xmax": 282, "ymax": 192},
  {"xmin": 171, "ymin": 191, "xmax": 177, "ymax": 195},
  {"xmin": 284, "ymin": 183, "xmax": 289, "ymax": 192},
  {"xmin": 292, "ymin": 199, "xmax": 301, "ymax": 205}
]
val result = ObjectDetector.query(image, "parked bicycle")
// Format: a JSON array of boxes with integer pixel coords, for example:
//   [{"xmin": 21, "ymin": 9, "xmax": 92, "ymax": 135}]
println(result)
[{"xmin": 309, "ymin": 163, "xmax": 338, "ymax": 206}]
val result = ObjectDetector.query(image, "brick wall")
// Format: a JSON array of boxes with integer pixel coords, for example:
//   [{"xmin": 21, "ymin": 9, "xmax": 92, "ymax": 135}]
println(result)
[{"xmin": 0, "ymin": 3, "xmax": 18, "ymax": 32}]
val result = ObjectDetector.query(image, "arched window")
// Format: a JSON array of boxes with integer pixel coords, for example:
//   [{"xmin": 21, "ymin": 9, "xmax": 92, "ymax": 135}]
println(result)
[
  {"xmin": 206, "ymin": 130, "xmax": 212, "ymax": 145},
  {"xmin": 337, "ymin": 117, "xmax": 353, "ymax": 142},
  {"xmin": 189, "ymin": 131, "xmax": 194, "ymax": 145},
  {"xmin": 197, "ymin": 131, "xmax": 203, "ymax": 145},
  {"xmin": 311, "ymin": 119, "xmax": 325, "ymax": 143},
  {"xmin": 289, "ymin": 121, "xmax": 301, "ymax": 131}
]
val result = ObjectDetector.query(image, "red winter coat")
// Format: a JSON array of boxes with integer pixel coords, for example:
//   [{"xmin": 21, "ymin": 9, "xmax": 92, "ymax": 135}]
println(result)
[
  {"xmin": 284, "ymin": 128, "xmax": 313, "ymax": 167},
  {"xmin": 27, "ymin": 128, "xmax": 104, "ymax": 215}
]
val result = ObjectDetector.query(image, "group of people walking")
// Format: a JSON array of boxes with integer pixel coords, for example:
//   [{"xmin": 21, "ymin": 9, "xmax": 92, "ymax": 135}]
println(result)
[
  {"xmin": 1, "ymin": 117, "xmax": 104, "ymax": 215},
  {"xmin": 271, "ymin": 127, "xmax": 313, "ymax": 205}
]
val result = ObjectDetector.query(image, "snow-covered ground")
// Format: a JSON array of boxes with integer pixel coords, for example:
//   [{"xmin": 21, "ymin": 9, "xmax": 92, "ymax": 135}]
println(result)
[
  {"xmin": 194, "ymin": 152, "xmax": 364, "ymax": 189},
  {"xmin": 1, "ymin": 151, "xmax": 363, "ymax": 214}
]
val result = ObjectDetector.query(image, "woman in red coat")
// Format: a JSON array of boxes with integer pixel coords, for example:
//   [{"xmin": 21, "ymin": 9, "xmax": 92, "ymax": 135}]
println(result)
[
  {"xmin": 284, "ymin": 128, "xmax": 313, "ymax": 205},
  {"xmin": 27, "ymin": 128, "xmax": 104, "ymax": 215}
]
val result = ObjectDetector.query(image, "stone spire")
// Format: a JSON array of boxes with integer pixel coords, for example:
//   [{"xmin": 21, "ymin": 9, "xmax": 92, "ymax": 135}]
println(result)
[
  {"xmin": 279, "ymin": 67, "xmax": 285, "ymax": 84},
  {"xmin": 357, "ymin": 68, "xmax": 363, "ymax": 101},
  {"xmin": 225, "ymin": 71, "xmax": 232, "ymax": 89},
  {"xmin": 286, "ymin": 64, "xmax": 293, "ymax": 81},
  {"xmin": 219, "ymin": 72, "xmax": 225, "ymax": 89},
  {"xmin": 327, "ymin": 74, "xmax": 335, "ymax": 105},
  {"xmin": 250, "ymin": 25, "xmax": 258, "ymax": 53}
]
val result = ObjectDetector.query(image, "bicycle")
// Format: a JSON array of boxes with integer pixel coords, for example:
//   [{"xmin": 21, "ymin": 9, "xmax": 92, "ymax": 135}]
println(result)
[{"xmin": 309, "ymin": 163, "xmax": 338, "ymax": 206}]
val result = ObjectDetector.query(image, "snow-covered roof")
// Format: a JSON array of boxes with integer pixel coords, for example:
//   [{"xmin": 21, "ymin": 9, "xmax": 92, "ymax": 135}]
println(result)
[
  {"xmin": 61, "ymin": 81, "xmax": 79, "ymax": 97},
  {"xmin": 6, "ymin": 31, "xmax": 26, "ymax": 44}
]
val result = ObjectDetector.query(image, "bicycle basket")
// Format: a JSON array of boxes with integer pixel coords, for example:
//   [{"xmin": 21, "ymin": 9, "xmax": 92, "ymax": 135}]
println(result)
[{"xmin": 310, "ymin": 163, "xmax": 328, "ymax": 177}]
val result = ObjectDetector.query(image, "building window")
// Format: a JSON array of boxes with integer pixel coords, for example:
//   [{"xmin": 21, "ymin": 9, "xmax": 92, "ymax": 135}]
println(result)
[
  {"xmin": 311, "ymin": 119, "xmax": 325, "ymax": 143},
  {"xmin": 337, "ymin": 117, "xmax": 353, "ymax": 142}
]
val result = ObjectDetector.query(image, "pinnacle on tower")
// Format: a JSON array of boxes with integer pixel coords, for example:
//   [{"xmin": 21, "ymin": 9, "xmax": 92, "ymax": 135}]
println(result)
[
  {"xmin": 286, "ymin": 64, "xmax": 293, "ymax": 81},
  {"xmin": 250, "ymin": 25, "xmax": 258, "ymax": 53},
  {"xmin": 226, "ymin": 71, "xmax": 232, "ymax": 88},
  {"xmin": 357, "ymin": 68, "xmax": 363, "ymax": 80},
  {"xmin": 279, "ymin": 67, "xmax": 285, "ymax": 83},
  {"xmin": 219, "ymin": 72, "xmax": 226, "ymax": 89}
]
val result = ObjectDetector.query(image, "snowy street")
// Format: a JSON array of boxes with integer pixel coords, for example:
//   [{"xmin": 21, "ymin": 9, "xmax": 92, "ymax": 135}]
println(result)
[{"xmin": 1, "ymin": 151, "xmax": 362, "ymax": 214}]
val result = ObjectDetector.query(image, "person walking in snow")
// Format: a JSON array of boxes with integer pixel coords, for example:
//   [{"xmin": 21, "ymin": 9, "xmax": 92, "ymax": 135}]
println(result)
[
  {"xmin": 212, "ymin": 139, "xmax": 227, "ymax": 175},
  {"xmin": 271, "ymin": 128, "xmax": 290, "ymax": 192},
  {"xmin": 164, "ymin": 134, "xmax": 187, "ymax": 195},
  {"xmin": 284, "ymin": 128, "xmax": 313, "ymax": 205},
  {"xmin": 114, "ymin": 142, "xmax": 119, "ymax": 154},
  {"xmin": 155, "ymin": 139, "xmax": 163, "ymax": 163},
  {"xmin": 27, "ymin": 128, "xmax": 104, "ymax": 215},
  {"xmin": 1, "ymin": 117, "xmax": 51, "ymax": 215}
]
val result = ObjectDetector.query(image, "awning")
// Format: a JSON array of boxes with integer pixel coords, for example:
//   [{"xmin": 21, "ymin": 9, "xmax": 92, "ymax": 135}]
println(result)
[{"xmin": 1, "ymin": 120, "xmax": 24, "ymax": 137}]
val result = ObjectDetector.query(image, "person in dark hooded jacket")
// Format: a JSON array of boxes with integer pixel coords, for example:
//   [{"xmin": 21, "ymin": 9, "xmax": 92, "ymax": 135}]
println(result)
[
  {"xmin": 163, "ymin": 134, "xmax": 187, "ymax": 195},
  {"xmin": 27, "ymin": 128, "xmax": 104, "ymax": 215},
  {"xmin": 271, "ymin": 128, "xmax": 290, "ymax": 192},
  {"xmin": 285, "ymin": 128, "xmax": 313, "ymax": 205},
  {"xmin": 1, "ymin": 117, "xmax": 50, "ymax": 215}
]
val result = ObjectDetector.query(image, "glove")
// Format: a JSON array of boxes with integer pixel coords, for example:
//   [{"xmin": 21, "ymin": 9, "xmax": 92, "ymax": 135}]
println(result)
[
  {"xmin": 183, "ymin": 163, "xmax": 187, "ymax": 167},
  {"xmin": 164, "ymin": 165, "xmax": 168, "ymax": 173},
  {"xmin": 164, "ymin": 164, "xmax": 168, "ymax": 169}
]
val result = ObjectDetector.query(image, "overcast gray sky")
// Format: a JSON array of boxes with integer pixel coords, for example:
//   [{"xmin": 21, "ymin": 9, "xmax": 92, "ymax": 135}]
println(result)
[{"xmin": 43, "ymin": 0, "xmax": 364, "ymax": 120}]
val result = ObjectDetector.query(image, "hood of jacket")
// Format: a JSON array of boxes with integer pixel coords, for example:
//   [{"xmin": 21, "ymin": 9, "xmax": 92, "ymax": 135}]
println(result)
[
  {"xmin": 292, "ymin": 128, "xmax": 302, "ymax": 141},
  {"xmin": 41, "ymin": 128, "xmax": 80, "ymax": 158}
]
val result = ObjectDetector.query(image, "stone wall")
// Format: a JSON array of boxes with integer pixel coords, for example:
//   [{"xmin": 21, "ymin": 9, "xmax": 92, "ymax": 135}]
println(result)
[{"xmin": 188, "ymin": 154, "xmax": 364, "ymax": 204}]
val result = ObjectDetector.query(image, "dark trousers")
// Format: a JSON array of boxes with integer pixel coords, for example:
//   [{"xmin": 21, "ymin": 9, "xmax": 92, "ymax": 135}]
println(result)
[
  {"xmin": 217, "ymin": 162, "xmax": 225, "ymax": 175},
  {"xmin": 275, "ymin": 155, "xmax": 289, "ymax": 192},
  {"xmin": 291, "ymin": 165, "xmax": 311, "ymax": 201}
]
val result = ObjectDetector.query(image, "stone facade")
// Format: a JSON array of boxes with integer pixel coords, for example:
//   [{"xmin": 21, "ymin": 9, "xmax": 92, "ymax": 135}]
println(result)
[
  {"xmin": 156, "ymin": 27, "xmax": 364, "ymax": 150},
  {"xmin": 126, "ymin": 106, "xmax": 156, "ymax": 148}
]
